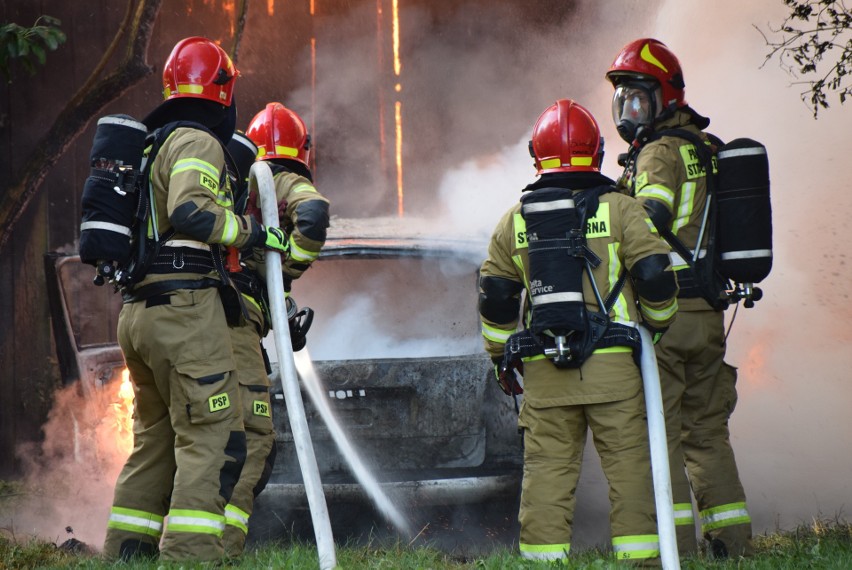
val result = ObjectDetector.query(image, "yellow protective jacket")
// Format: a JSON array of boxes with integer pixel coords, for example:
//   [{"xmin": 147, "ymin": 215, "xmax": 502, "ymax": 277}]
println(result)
[
  {"xmin": 629, "ymin": 109, "xmax": 717, "ymax": 312},
  {"xmin": 241, "ymin": 168, "xmax": 330, "ymax": 332},
  {"xmin": 137, "ymin": 127, "xmax": 261, "ymax": 289},
  {"xmin": 479, "ymin": 173, "xmax": 678, "ymax": 407}
]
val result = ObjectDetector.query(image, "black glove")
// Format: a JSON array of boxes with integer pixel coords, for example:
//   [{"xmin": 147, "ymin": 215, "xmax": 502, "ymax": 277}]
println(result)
[{"xmin": 492, "ymin": 357, "xmax": 523, "ymax": 396}]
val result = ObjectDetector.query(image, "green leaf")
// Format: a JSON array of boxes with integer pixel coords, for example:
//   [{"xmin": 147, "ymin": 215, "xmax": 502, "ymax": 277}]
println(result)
[{"xmin": 31, "ymin": 43, "xmax": 45, "ymax": 65}]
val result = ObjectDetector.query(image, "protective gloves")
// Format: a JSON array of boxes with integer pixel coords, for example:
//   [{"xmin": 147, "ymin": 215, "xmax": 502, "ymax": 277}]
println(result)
[
  {"xmin": 640, "ymin": 322, "xmax": 667, "ymax": 345},
  {"xmin": 263, "ymin": 226, "xmax": 289, "ymax": 254},
  {"xmin": 492, "ymin": 357, "xmax": 524, "ymax": 397}
]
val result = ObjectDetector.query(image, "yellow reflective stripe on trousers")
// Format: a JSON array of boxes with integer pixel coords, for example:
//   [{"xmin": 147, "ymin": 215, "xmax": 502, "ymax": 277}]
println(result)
[
  {"xmin": 674, "ymin": 502, "xmax": 696, "ymax": 525},
  {"xmin": 612, "ymin": 534, "xmax": 660, "ymax": 560},
  {"xmin": 288, "ymin": 237, "xmax": 320, "ymax": 262},
  {"xmin": 700, "ymin": 502, "xmax": 751, "ymax": 531},
  {"xmin": 519, "ymin": 542, "xmax": 569, "ymax": 560},
  {"xmin": 481, "ymin": 322, "xmax": 513, "ymax": 343},
  {"xmin": 166, "ymin": 508, "xmax": 226, "ymax": 537},
  {"xmin": 224, "ymin": 504, "xmax": 250, "ymax": 534},
  {"xmin": 107, "ymin": 506, "xmax": 164, "ymax": 538}
]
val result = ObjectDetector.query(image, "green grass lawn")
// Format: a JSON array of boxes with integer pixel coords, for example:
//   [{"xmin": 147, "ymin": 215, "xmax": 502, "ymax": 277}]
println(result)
[{"xmin": 2, "ymin": 517, "xmax": 852, "ymax": 569}]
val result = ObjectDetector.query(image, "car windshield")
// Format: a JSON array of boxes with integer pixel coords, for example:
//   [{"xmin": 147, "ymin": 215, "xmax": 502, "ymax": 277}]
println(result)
[{"xmin": 289, "ymin": 253, "xmax": 484, "ymax": 360}]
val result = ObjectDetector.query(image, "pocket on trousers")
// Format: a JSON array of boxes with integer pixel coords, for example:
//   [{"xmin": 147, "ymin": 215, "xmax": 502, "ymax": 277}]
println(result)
[
  {"xmin": 176, "ymin": 359, "xmax": 240, "ymax": 426},
  {"xmin": 240, "ymin": 382, "xmax": 274, "ymax": 432}
]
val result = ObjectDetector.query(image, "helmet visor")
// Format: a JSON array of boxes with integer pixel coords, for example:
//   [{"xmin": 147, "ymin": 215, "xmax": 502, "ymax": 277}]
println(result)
[{"xmin": 611, "ymin": 82, "xmax": 661, "ymax": 131}]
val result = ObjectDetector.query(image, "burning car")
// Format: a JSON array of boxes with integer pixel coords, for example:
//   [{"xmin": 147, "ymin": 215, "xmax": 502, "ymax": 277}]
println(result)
[{"xmin": 46, "ymin": 216, "xmax": 523, "ymax": 538}]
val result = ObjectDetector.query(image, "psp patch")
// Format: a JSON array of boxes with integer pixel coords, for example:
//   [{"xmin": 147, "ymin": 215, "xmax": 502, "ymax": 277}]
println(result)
[
  {"xmin": 253, "ymin": 400, "xmax": 271, "ymax": 417},
  {"xmin": 208, "ymin": 392, "xmax": 230, "ymax": 413},
  {"xmin": 200, "ymin": 172, "xmax": 218, "ymax": 193}
]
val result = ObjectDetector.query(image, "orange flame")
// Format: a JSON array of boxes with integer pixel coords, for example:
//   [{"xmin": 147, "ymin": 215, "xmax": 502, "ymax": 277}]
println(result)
[
  {"xmin": 391, "ymin": 0, "xmax": 403, "ymax": 217},
  {"xmin": 111, "ymin": 368, "xmax": 135, "ymax": 456},
  {"xmin": 395, "ymin": 100, "xmax": 404, "ymax": 217},
  {"xmin": 269, "ymin": 0, "xmax": 276, "ymax": 17}
]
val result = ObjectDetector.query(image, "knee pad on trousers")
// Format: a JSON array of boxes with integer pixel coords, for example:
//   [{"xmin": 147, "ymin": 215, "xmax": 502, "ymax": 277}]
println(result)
[
  {"xmin": 253, "ymin": 441, "xmax": 278, "ymax": 498},
  {"xmin": 119, "ymin": 538, "xmax": 159, "ymax": 561},
  {"xmin": 221, "ymin": 430, "xmax": 248, "ymax": 500}
]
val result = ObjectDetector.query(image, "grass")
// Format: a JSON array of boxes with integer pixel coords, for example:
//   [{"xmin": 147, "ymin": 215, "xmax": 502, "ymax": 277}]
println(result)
[{"xmin": 1, "ymin": 517, "xmax": 852, "ymax": 570}]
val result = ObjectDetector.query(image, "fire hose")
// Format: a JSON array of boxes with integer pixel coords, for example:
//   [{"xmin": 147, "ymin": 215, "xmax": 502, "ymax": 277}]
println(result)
[
  {"xmin": 249, "ymin": 161, "xmax": 337, "ymax": 570},
  {"xmin": 638, "ymin": 326, "xmax": 680, "ymax": 570}
]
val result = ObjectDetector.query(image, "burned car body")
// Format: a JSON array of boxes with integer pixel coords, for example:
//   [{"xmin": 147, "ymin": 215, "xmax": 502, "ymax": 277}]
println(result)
[
  {"xmin": 46, "ymin": 217, "xmax": 523, "ymax": 530},
  {"xmin": 261, "ymin": 218, "xmax": 523, "ymax": 510}
]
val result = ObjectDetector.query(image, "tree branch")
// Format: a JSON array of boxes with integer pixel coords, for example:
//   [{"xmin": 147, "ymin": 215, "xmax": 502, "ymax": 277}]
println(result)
[{"xmin": 0, "ymin": 0, "xmax": 163, "ymax": 251}]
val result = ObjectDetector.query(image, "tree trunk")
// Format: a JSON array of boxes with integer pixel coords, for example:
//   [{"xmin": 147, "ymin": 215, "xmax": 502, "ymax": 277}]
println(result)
[{"xmin": 0, "ymin": 0, "xmax": 163, "ymax": 251}]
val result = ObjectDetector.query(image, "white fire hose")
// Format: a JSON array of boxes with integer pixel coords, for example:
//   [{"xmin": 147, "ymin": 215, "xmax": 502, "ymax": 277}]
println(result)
[
  {"xmin": 638, "ymin": 326, "xmax": 680, "ymax": 570},
  {"xmin": 249, "ymin": 161, "xmax": 337, "ymax": 570}
]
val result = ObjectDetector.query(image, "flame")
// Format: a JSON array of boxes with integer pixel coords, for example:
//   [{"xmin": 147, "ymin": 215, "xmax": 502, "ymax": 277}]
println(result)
[
  {"xmin": 269, "ymin": 0, "xmax": 275, "ymax": 16},
  {"xmin": 395, "ymin": 100, "xmax": 404, "ymax": 217},
  {"xmin": 739, "ymin": 338, "xmax": 772, "ymax": 394},
  {"xmin": 391, "ymin": 0, "xmax": 403, "ymax": 217},
  {"xmin": 391, "ymin": 0, "xmax": 401, "ymax": 76},
  {"xmin": 110, "ymin": 368, "xmax": 135, "ymax": 456}
]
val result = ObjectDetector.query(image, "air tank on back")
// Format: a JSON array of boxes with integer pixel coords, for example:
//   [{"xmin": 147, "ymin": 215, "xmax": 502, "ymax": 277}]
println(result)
[{"xmin": 715, "ymin": 138, "xmax": 773, "ymax": 286}]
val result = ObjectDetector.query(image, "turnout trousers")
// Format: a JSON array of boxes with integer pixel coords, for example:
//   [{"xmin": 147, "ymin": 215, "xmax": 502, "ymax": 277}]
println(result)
[
  {"xmin": 222, "ymin": 319, "xmax": 276, "ymax": 556},
  {"xmin": 517, "ymin": 390, "xmax": 660, "ymax": 565},
  {"xmin": 104, "ymin": 287, "xmax": 246, "ymax": 562},
  {"xmin": 657, "ymin": 309, "xmax": 753, "ymax": 557}
]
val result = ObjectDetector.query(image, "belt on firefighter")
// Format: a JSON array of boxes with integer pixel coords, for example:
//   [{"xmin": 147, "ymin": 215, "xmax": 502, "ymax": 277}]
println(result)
[
  {"xmin": 147, "ymin": 245, "xmax": 216, "ymax": 275},
  {"xmin": 504, "ymin": 322, "xmax": 641, "ymax": 362},
  {"xmin": 122, "ymin": 277, "xmax": 222, "ymax": 304}
]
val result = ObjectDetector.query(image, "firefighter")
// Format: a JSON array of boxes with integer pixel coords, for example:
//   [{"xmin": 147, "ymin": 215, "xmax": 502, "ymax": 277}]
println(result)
[
  {"xmin": 478, "ymin": 99, "xmax": 678, "ymax": 565},
  {"xmin": 606, "ymin": 38, "xmax": 754, "ymax": 558},
  {"xmin": 221, "ymin": 103, "xmax": 330, "ymax": 555},
  {"xmin": 102, "ymin": 37, "xmax": 291, "ymax": 563}
]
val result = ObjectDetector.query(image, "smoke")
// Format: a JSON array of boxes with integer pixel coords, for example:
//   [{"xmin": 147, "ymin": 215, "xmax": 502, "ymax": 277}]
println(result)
[
  {"xmin": 12, "ymin": 0, "xmax": 849, "ymax": 556},
  {"xmin": 1, "ymin": 381, "xmax": 129, "ymax": 548},
  {"xmin": 651, "ymin": 0, "xmax": 852, "ymax": 534},
  {"xmin": 425, "ymin": 0, "xmax": 852, "ymax": 544}
]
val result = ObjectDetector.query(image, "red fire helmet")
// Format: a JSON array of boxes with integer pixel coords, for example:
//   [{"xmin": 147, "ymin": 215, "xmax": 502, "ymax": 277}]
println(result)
[
  {"xmin": 605, "ymin": 38, "xmax": 686, "ymax": 109},
  {"xmin": 162, "ymin": 37, "xmax": 239, "ymax": 106},
  {"xmin": 246, "ymin": 102, "xmax": 311, "ymax": 167},
  {"xmin": 530, "ymin": 99, "xmax": 602, "ymax": 175}
]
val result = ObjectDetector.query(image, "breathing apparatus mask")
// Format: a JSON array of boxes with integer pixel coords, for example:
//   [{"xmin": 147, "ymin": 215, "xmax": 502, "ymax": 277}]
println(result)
[{"xmin": 611, "ymin": 80, "xmax": 662, "ymax": 143}]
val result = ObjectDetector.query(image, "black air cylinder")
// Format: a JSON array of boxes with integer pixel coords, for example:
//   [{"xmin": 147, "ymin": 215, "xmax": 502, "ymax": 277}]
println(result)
[
  {"xmin": 521, "ymin": 187, "xmax": 586, "ymax": 336},
  {"xmin": 79, "ymin": 115, "xmax": 148, "ymax": 266},
  {"xmin": 715, "ymin": 138, "xmax": 773, "ymax": 284}
]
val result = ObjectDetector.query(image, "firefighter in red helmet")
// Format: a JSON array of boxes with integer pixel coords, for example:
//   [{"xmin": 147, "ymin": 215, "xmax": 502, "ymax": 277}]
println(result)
[
  {"xmin": 606, "ymin": 38, "xmax": 754, "ymax": 558},
  {"xmin": 103, "ymin": 37, "xmax": 291, "ymax": 563},
  {"xmin": 220, "ymin": 102, "xmax": 330, "ymax": 555},
  {"xmin": 478, "ymin": 99, "xmax": 678, "ymax": 564}
]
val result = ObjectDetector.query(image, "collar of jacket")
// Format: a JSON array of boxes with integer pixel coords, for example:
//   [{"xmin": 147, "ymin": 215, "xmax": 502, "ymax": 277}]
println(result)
[
  {"xmin": 522, "ymin": 171, "xmax": 616, "ymax": 193},
  {"xmin": 653, "ymin": 105, "xmax": 711, "ymax": 132}
]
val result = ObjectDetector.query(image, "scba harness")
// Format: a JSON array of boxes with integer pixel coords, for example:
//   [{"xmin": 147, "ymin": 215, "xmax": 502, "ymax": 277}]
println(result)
[
  {"xmin": 501, "ymin": 186, "xmax": 640, "ymax": 372},
  {"xmin": 621, "ymin": 128, "xmax": 773, "ymax": 309},
  {"xmin": 79, "ymin": 115, "xmax": 247, "ymax": 325}
]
